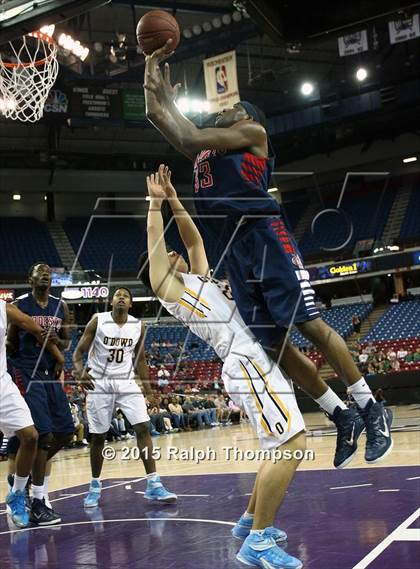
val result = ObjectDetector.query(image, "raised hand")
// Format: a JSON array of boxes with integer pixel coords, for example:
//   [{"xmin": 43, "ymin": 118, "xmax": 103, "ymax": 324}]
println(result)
[
  {"xmin": 146, "ymin": 171, "xmax": 166, "ymax": 206},
  {"xmin": 158, "ymin": 164, "xmax": 176, "ymax": 198},
  {"xmin": 144, "ymin": 61, "xmax": 182, "ymax": 107}
]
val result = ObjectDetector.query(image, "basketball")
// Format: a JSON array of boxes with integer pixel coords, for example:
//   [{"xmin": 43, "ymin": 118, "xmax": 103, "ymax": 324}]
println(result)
[{"xmin": 136, "ymin": 10, "xmax": 180, "ymax": 56}]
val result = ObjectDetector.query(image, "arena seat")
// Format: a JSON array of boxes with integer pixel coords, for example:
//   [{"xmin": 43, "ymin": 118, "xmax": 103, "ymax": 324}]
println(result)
[
  {"xmin": 299, "ymin": 186, "xmax": 395, "ymax": 256},
  {"xmin": 363, "ymin": 299, "xmax": 420, "ymax": 342},
  {"xmin": 63, "ymin": 217, "xmax": 146, "ymax": 272},
  {"xmin": 0, "ymin": 217, "xmax": 61, "ymax": 275},
  {"xmin": 400, "ymin": 185, "xmax": 420, "ymax": 242},
  {"xmin": 291, "ymin": 302, "xmax": 373, "ymax": 348}
]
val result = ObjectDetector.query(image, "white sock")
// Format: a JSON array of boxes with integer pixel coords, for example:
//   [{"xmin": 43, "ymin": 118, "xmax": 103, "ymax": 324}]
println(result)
[
  {"xmin": 91, "ymin": 477, "xmax": 101, "ymax": 485},
  {"xmin": 147, "ymin": 472, "xmax": 159, "ymax": 483},
  {"xmin": 347, "ymin": 378, "xmax": 375, "ymax": 409},
  {"xmin": 250, "ymin": 529, "xmax": 265, "ymax": 537},
  {"xmin": 243, "ymin": 511, "xmax": 254, "ymax": 520},
  {"xmin": 12, "ymin": 474, "xmax": 29, "ymax": 493},
  {"xmin": 315, "ymin": 388, "xmax": 347, "ymax": 415},
  {"xmin": 43, "ymin": 475, "xmax": 50, "ymax": 498},
  {"xmin": 32, "ymin": 484, "xmax": 44, "ymax": 501}
]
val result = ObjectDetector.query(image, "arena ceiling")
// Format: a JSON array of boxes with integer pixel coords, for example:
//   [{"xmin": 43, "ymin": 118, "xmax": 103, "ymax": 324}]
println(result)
[{"xmin": 0, "ymin": 0, "xmax": 419, "ymax": 185}]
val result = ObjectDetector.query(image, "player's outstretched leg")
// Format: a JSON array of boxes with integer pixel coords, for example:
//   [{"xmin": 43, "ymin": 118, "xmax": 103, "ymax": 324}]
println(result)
[
  {"xmin": 134, "ymin": 422, "xmax": 177, "ymax": 503},
  {"xmin": 232, "ymin": 468, "xmax": 287, "ymax": 543},
  {"xmin": 296, "ymin": 319, "xmax": 393, "ymax": 464},
  {"xmin": 278, "ymin": 341, "xmax": 366, "ymax": 468},
  {"xmin": 6, "ymin": 426, "xmax": 38, "ymax": 529},
  {"xmin": 237, "ymin": 432, "xmax": 305, "ymax": 569}
]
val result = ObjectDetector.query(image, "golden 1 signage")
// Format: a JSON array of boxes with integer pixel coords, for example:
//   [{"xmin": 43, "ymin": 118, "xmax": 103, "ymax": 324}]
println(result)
[{"xmin": 329, "ymin": 262, "xmax": 359, "ymax": 276}]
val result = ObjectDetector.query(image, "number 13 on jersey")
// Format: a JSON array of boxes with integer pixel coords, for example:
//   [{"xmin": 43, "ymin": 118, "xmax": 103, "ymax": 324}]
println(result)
[{"xmin": 194, "ymin": 160, "xmax": 214, "ymax": 192}]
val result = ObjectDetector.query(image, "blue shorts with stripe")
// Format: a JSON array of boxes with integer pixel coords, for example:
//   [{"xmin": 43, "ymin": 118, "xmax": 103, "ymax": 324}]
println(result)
[
  {"xmin": 14, "ymin": 366, "xmax": 74, "ymax": 436},
  {"xmin": 225, "ymin": 216, "xmax": 320, "ymax": 349}
]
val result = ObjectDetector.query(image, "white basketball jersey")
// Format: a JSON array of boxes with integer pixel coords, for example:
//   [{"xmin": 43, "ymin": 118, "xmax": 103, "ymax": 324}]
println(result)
[
  {"xmin": 159, "ymin": 273, "xmax": 257, "ymax": 361},
  {"xmin": 88, "ymin": 311, "xmax": 142, "ymax": 379},
  {"xmin": 0, "ymin": 300, "xmax": 7, "ymax": 378}
]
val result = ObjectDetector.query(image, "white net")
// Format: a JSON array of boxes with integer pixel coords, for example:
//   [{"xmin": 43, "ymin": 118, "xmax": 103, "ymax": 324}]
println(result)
[{"xmin": 0, "ymin": 31, "xmax": 59, "ymax": 122}]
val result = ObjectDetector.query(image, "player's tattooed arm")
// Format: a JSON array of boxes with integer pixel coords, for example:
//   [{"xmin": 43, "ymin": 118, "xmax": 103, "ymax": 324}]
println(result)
[
  {"xmin": 134, "ymin": 325, "xmax": 152, "ymax": 397},
  {"xmin": 159, "ymin": 164, "xmax": 209, "ymax": 276},
  {"xmin": 72, "ymin": 317, "xmax": 97, "ymax": 390},
  {"xmin": 146, "ymin": 172, "xmax": 185, "ymax": 302},
  {"xmin": 5, "ymin": 303, "xmax": 64, "ymax": 369}
]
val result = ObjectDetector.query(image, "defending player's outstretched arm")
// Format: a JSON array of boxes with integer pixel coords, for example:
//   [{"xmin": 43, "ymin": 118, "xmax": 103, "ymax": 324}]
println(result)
[
  {"xmin": 72, "ymin": 317, "xmax": 98, "ymax": 390},
  {"xmin": 158, "ymin": 164, "xmax": 209, "ymax": 276},
  {"xmin": 144, "ymin": 51, "xmax": 265, "ymax": 158},
  {"xmin": 6, "ymin": 303, "xmax": 64, "ymax": 375},
  {"xmin": 146, "ymin": 171, "xmax": 185, "ymax": 303}
]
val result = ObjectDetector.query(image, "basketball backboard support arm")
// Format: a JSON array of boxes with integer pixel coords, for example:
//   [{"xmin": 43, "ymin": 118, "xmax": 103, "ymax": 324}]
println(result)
[{"xmin": 0, "ymin": 0, "xmax": 110, "ymax": 44}]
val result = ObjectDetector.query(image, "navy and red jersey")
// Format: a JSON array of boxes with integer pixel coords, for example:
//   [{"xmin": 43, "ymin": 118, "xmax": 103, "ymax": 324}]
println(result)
[
  {"xmin": 13, "ymin": 293, "xmax": 64, "ymax": 371},
  {"xmin": 193, "ymin": 148, "xmax": 280, "ymax": 244}
]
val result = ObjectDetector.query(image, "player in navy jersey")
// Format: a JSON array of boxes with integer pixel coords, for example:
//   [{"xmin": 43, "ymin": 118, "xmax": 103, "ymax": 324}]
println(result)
[
  {"xmin": 7, "ymin": 263, "xmax": 74, "ymax": 525},
  {"xmin": 143, "ymin": 44, "xmax": 393, "ymax": 470}
]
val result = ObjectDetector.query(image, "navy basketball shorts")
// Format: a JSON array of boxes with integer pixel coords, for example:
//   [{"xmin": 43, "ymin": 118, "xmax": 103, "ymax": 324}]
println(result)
[
  {"xmin": 225, "ymin": 216, "xmax": 320, "ymax": 349},
  {"xmin": 14, "ymin": 367, "xmax": 74, "ymax": 436}
]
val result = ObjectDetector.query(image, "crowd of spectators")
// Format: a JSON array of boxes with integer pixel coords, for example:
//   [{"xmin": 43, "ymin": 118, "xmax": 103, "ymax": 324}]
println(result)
[{"xmin": 350, "ymin": 342, "xmax": 420, "ymax": 375}]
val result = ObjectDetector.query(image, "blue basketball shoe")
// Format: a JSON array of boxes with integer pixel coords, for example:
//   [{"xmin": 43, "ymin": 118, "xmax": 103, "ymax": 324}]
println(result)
[
  {"xmin": 144, "ymin": 475, "xmax": 177, "ymax": 503},
  {"xmin": 84, "ymin": 479, "xmax": 102, "ymax": 508},
  {"xmin": 6, "ymin": 490, "xmax": 30, "ymax": 528},
  {"xmin": 232, "ymin": 514, "xmax": 287, "ymax": 542},
  {"xmin": 331, "ymin": 405, "xmax": 365, "ymax": 469},
  {"xmin": 361, "ymin": 401, "xmax": 393, "ymax": 463},
  {"xmin": 237, "ymin": 531, "xmax": 302, "ymax": 569}
]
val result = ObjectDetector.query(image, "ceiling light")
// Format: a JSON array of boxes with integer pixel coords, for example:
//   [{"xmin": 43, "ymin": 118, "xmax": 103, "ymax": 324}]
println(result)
[
  {"xmin": 212, "ymin": 17, "xmax": 222, "ymax": 28},
  {"xmin": 202, "ymin": 21, "xmax": 212, "ymax": 32},
  {"xmin": 403, "ymin": 156, "xmax": 417, "ymax": 163},
  {"xmin": 268, "ymin": 187, "xmax": 278, "ymax": 193},
  {"xmin": 222, "ymin": 14, "xmax": 232, "ymax": 25},
  {"xmin": 356, "ymin": 67, "xmax": 368, "ymax": 81},
  {"xmin": 192, "ymin": 24, "xmax": 202, "ymax": 36},
  {"xmin": 232, "ymin": 11, "xmax": 242, "ymax": 22},
  {"xmin": 13, "ymin": 194, "xmax": 21, "ymax": 201},
  {"xmin": 182, "ymin": 28, "xmax": 193, "ymax": 39},
  {"xmin": 40, "ymin": 24, "xmax": 55, "ymax": 37},
  {"xmin": 300, "ymin": 82, "xmax": 314, "ymax": 96}
]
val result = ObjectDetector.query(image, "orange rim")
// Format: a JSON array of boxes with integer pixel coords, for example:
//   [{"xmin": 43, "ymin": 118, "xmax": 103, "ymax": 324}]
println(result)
[{"xmin": 1, "ymin": 31, "xmax": 56, "ymax": 69}]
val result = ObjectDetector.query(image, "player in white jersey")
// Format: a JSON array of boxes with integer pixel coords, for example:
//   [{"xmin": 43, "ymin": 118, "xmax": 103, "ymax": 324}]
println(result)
[
  {"xmin": 73, "ymin": 287, "xmax": 177, "ymax": 507},
  {"xmin": 1, "ymin": 299, "xmax": 64, "ymax": 528},
  {"xmin": 138, "ymin": 165, "xmax": 305, "ymax": 569}
]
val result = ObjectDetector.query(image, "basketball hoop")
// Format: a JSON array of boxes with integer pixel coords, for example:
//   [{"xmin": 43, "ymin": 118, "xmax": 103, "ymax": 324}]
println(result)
[{"xmin": 0, "ymin": 30, "xmax": 59, "ymax": 122}]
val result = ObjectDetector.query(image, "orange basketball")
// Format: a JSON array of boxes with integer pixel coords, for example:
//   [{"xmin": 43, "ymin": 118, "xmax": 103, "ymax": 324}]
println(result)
[{"xmin": 136, "ymin": 10, "xmax": 180, "ymax": 56}]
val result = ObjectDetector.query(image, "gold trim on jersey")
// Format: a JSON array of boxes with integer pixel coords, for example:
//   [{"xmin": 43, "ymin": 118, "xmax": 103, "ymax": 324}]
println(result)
[
  {"xmin": 250, "ymin": 359, "xmax": 291, "ymax": 432},
  {"xmin": 239, "ymin": 361, "xmax": 273, "ymax": 436},
  {"xmin": 184, "ymin": 287, "xmax": 210, "ymax": 309},
  {"xmin": 178, "ymin": 298, "xmax": 206, "ymax": 319}
]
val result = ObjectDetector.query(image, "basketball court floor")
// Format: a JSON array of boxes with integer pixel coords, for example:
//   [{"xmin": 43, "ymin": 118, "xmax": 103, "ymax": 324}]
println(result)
[{"xmin": 1, "ymin": 405, "xmax": 419, "ymax": 569}]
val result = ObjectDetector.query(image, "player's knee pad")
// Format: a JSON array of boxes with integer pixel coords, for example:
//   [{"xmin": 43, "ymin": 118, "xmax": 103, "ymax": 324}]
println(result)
[{"xmin": 38, "ymin": 432, "xmax": 54, "ymax": 451}]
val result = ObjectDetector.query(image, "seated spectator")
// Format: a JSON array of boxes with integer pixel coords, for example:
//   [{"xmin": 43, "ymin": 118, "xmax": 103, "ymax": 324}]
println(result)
[
  {"xmin": 168, "ymin": 395, "xmax": 190, "ymax": 430},
  {"xmin": 352, "ymin": 314, "xmax": 361, "ymax": 334},
  {"xmin": 405, "ymin": 352, "xmax": 414, "ymax": 365},
  {"xmin": 157, "ymin": 365, "xmax": 170, "ymax": 389},
  {"xmin": 69, "ymin": 402, "xmax": 87, "ymax": 447},
  {"xmin": 203, "ymin": 395, "xmax": 219, "ymax": 425},
  {"xmin": 397, "ymin": 347, "xmax": 408, "ymax": 360},
  {"xmin": 387, "ymin": 348, "xmax": 397, "ymax": 361},
  {"xmin": 358, "ymin": 351, "xmax": 369, "ymax": 364},
  {"xmin": 214, "ymin": 394, "xmax": 232, "ymax": 424},
  {"xmin": 391, "ymin": 359, "xmax": 400, "ymax": 372},
  {"xmin": 227, "ymin": 398, "xmax": 242, "ymax": 424},
  {"xmin": 112, "ymin": 410, "xmax": 134, "ymax": 440},
  {"xmin": 414, "ymin": 348, "xmax": 420, "ymax": 363},
  {"xmin": 183, "ymin": 397, "xmax": 212, "ymax": 428}
]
